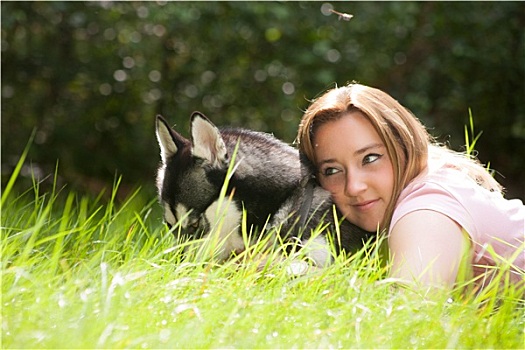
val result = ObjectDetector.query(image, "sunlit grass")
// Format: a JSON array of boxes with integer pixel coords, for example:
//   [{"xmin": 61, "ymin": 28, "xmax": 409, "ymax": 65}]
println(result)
[{"xmin": 2, "ymin": 182, "xmax": 523, "ymax": 348}]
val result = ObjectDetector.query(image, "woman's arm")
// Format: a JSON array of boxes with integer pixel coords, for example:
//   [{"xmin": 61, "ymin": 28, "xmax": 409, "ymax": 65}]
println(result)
[{"xmin": 389, "ymin": 209, "xmax": 470, "ymax": 288}]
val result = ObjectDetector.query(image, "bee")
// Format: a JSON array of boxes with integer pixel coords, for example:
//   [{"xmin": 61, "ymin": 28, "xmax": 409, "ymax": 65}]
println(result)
[{"xmin": 329, "ymin": 9, "xmax": 354, "ymax": 21}]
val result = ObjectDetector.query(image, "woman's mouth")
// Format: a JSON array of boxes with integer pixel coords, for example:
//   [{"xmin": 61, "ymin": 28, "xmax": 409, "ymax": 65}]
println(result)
[{"xmin": 352, "ymin": 199, "xmax": 378, "ymax": 212}]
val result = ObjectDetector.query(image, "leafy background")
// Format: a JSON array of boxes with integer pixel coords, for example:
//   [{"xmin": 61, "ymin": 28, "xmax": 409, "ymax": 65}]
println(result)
[{"xmin": 2, "ymin": 1, "xmax": 524, "ymax": 200}]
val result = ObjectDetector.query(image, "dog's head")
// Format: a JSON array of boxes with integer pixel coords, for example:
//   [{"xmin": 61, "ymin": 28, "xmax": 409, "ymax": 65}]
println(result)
[{"xmin": 155, "ymin": 112, "xmax": 229, "ymax": 239}]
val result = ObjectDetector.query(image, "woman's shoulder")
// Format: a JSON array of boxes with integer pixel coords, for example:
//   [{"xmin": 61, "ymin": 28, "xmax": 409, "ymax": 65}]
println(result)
[
  {"xmin": 399, "ymin": 164, "xmax": 519, "ymax": 212},
  {"xmin": 394, "ymin": 166, "xmax": 473, "ymax": 223},
  {"xmin": 393, "ymin": 164, "xmax": 524, "ymax": 241},
  {"xmin": 399, "ymin": 165, "xmax": 479, "ymax": 202}
]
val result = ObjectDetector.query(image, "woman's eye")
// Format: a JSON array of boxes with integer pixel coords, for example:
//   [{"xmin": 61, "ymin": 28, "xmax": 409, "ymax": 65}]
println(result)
[
  {"xmin": 322, "ymin": 167, "xmax": 340, "ymax": 176},
  {"xmin": 363, "ymin": 153, "xmax": 382, "ymax": 165}
]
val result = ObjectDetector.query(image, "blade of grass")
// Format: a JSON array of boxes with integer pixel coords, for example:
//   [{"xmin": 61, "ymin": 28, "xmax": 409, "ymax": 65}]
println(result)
[
  {"xmin": 1, "ymin": 130, "xmax": 36, "ymax": 207},
  {"xmin": 464, "ymin": 108, "xmax": 483, "ymax": 156}
]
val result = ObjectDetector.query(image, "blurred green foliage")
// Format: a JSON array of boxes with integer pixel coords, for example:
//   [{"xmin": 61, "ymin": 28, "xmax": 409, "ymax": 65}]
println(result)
[{"xmin": 2, "ymin": 1, "xmax": 524, "ymax": 199}]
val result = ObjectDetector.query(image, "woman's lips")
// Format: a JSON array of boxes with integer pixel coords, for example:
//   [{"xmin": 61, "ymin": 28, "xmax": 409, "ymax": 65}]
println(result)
[{"xmin": 352, "ymin": 199, "xmax": 378, "ymax": 211}]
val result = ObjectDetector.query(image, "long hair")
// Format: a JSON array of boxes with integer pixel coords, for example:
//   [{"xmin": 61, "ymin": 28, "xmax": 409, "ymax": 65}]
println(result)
[{"xmin": 297, "ymin": 83, "xmax": 502, "ymax": 230}]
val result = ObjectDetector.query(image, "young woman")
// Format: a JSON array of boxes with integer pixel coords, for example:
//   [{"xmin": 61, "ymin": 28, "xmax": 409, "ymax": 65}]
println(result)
[{"xmin": 297, "ymin": 83, "xmax": 524, "ymax": 289}]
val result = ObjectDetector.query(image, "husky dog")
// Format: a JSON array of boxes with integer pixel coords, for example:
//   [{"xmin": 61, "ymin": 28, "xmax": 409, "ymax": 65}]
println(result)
[{"xmin": 156, "ymin": 112, "xmax": 374, "ymax": 266}]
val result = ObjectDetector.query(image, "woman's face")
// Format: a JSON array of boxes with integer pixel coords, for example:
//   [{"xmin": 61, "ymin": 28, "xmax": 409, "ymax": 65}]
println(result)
[{"xmin": 313, "ymin": 111, "xmax": 394, "ymax": 232}]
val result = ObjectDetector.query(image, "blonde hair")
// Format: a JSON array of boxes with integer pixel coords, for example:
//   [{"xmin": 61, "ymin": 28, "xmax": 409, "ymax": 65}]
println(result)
[{"xmin": 297, "ymin": 83, "xmax": 502, "ymax": 229}]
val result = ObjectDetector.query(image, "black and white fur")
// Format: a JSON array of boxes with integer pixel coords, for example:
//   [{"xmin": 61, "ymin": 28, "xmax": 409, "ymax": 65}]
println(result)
[{"xmin": 156, "ymin": 112, "xmax": 374, "ymax": 266}]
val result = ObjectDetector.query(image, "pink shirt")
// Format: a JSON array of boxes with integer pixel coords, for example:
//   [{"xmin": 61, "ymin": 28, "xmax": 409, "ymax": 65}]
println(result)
[{"xmin": 390, "ymin": 165, "xmax": 524, "ymax": 286}]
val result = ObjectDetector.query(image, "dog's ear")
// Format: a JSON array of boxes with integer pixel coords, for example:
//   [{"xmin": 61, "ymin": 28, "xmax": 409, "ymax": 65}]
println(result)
[
  {"xmin": 156, "ymin": 115, "xmax": 187, "ymax": 164},
  {"xmin": 190, "ymin": 112, "xmax": 227, "ymax": 167}
]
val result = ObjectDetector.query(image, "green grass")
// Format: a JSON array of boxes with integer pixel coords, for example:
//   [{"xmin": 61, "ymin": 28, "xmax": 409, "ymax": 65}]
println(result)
[{"xmin": 2, "ymin": 144, "xmax": 524, "ymax": 349}]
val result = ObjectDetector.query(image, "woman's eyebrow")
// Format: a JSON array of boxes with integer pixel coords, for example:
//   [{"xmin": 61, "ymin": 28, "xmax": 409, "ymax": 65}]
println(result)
[
  {"xmin": 318, "ymin": 158, "xmax": 336, "ymax": 166},
  {"xmin": 354, "ymin": 143, "xmax": 384, "ymax": 156},
  {"xmin": 316, "ymin": 143, "xmax": 385, "ymax": 166}
]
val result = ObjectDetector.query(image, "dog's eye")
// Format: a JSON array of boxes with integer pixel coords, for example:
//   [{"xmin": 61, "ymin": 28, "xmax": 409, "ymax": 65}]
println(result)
[{"xmin": 190, "ymin": 221, "xmax": 200, "ymax": 229}]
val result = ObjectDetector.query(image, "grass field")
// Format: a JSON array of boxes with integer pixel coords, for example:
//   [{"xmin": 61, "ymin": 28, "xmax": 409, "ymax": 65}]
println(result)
[{"xmin": 2, "ymin": 152, "xmax": 524, "ymax": 349}]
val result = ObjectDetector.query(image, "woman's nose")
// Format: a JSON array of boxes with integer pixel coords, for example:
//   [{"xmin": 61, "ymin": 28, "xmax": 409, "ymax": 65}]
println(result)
[{"xmin": 344, "ymin": 171, "xmax": 367, "ymax": 197}]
